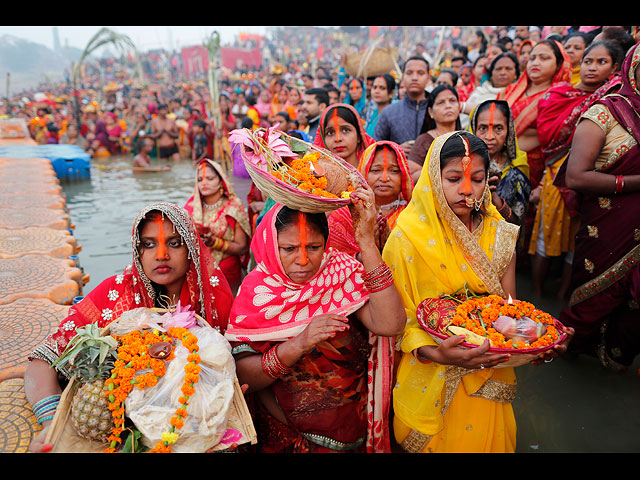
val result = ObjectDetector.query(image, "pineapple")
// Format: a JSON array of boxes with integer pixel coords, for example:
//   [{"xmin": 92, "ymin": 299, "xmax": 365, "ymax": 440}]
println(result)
[{"xmin": 52, "ymin": 323, "xmax": 118, "ymax": 443}]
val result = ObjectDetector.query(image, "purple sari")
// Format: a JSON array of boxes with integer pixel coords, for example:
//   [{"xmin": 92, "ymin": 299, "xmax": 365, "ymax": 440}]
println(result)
[{"xmin": 560, "ymin": 42, "xmax": 640, "ymax": 366}]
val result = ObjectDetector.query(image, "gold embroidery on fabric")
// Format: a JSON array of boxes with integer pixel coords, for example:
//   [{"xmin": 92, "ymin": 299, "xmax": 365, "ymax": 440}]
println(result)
[
  {"xmin": 585, "ymin": 259, "xmax": 595, "ymax": 273},
  {"xmin": 599, "ymin": 138, "xmax": 637, "ymax": 170},
  {"xmin": 400, "ymin": 428, "xmax": 433, "ymax": 453},
  {"xmin": 587, "ymin": 225, "xmax": 599, "ymax": 238},
  {"xmin": 582, "ymin": 104, "xmax": 611, "ymax": 131},
  {"xmin": 634, "ymin": 229, "xmax": 640, "ymax": 242},
  {"xmin": 598, "ymin": 197, "xmax": 612, "ymax": 210},
  {"xmin": 570, "ymin": 244, "xmax": 640, "ymax": 305},
  {"xmin": 493, "ymin": 220, "xmax": 519, "ymax": 279},
  {"xmin": 471, "ymin": 378, "xmax": 517, "ymax": 403}
]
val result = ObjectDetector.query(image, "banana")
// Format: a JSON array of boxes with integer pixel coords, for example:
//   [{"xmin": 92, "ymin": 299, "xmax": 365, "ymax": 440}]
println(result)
[{"xmin": 446, "ymin": 325, "xmax": 490, "ymax": 346}]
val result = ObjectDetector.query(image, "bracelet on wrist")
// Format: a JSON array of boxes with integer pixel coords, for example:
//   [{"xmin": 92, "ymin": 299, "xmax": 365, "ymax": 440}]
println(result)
[
  {"xmin": 33, "ymin": 394, "xmax": 61, "ymax": 424},
  {"xmin": 363, "ymin": 262, "xmax": 395, "ymax": 293},
  {"xmin": 261, "ymin": 345, "xmax": 291, "ymax": 379}
]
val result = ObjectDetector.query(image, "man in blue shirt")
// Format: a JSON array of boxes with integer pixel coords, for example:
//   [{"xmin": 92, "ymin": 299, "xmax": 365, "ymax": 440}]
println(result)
[{"xmin": 374, "ymin": 56, "xmax": 430, "ymax": 158}]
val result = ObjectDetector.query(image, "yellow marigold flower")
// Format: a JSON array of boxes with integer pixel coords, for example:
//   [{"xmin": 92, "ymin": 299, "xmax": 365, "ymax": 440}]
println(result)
[{"xmin": 161, "ymin": 431, "xmax": 180, "ymax": 445}]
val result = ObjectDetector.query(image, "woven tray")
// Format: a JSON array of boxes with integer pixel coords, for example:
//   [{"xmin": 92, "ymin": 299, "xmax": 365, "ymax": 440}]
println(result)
[
  {"xmin": 239, "ymin": 128, "xmax": 366, "ymax": 213},
  {"xmin": 44, "ymin": 308, "xmax": 256, "ymax": 453}
]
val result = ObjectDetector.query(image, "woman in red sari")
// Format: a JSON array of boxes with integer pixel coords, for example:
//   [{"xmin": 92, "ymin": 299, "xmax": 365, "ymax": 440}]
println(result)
[
  {"xmin": 559, "ymin": 41, "xmax": 640, "ymax": 371},
  {"xmin": 529, "ymin": 40, "xmax": 623, "ymax": 299},
  {"xmin": 312, "ymin": 103, "xmax": 375, "ymax": 169},
  {"xmin": 225, "ymin": 191, "xmax": 406, "ymax": 453},
  {"xmin": 497, "ymin": 39, "xmax": 573, "ymax": 190},
  {"xmin": 184, "ymin": 159, "xmax": 251, "ymax": 296},
  {"xmin": 25, "ymin": 202, "xmax": 234, "ymax": 452},
  {"xmin": 328, "ymin": 140, "xmax": 414, "ymax": 258}
]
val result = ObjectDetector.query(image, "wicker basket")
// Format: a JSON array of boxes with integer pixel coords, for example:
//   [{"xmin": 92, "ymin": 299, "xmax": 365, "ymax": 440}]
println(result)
[
  {"xmin": 416, "ymin": 298, "xmax": 568, "ymax": 368},
  {"xmin": 344, "ymin": 46, "xmax": 399, "ymax": 78},
  {"xmin": 240, "ymin": 128, "xmax": 366, "ymax": 213},
  {"xmin": 44, "ymin": 308, "xmax": 256, "ymax": 453}
]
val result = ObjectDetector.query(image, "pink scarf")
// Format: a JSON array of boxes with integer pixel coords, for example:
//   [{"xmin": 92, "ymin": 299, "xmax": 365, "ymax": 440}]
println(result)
[{"xmin": 225, "ymin": 203, "xmax": 394, "ymax": 452}]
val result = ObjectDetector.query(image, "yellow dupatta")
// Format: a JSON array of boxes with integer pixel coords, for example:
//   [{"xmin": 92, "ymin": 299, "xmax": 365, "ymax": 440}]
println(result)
[{"xmin": 382, "ymin": 131, "xmax": 520, "ymax": 453}]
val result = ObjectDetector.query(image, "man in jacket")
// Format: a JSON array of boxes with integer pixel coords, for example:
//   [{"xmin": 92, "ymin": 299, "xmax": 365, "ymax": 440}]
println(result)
[{"xmin": 374, "ymin": 56, "xmax": 430, "ymax": 158}]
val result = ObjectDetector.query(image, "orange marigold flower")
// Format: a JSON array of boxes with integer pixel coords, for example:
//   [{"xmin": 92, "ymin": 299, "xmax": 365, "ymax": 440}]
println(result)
[{"xmin": 170, "ymin": 417, "xmax": 184, "ymax": 429}]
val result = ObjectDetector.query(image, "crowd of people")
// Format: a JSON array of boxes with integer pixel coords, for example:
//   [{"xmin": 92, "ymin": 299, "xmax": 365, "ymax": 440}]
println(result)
[{"xmin": 15, "ymin": 25, "xmax": 640, "ymax": 453}]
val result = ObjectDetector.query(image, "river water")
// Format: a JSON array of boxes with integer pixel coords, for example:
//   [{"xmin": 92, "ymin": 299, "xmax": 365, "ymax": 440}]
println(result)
[{"xmin": 60, "ymin": 154, "xmax": 640, "ymax": 453}]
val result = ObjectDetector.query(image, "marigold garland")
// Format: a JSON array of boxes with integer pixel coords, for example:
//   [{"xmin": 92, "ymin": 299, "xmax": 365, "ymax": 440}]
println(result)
[
  {"xmin": 448, "ymin": 294, "xmax": 559, "ymax": 350},
  {"xmin": 103, "ymin": 326, "xmax": 202, "ymax": 453}
]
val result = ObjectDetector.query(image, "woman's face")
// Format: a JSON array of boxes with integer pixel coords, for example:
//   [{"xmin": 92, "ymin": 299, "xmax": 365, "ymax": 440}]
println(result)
[
  {"xmin": 288, "ymin": 88, "xmax": 301, "ymax": 105},
  {"xmin": 491, "ymin": 57, "xmax": 518, "ymax": 88},
  {"xmin": 323, "ymin": 113, "xmax": 359, "ymax": 162},
  {"xmin": 527, "ymin": 43, "xmax": 558, "ymax": 84},
  {"xmin": 487, "ymin": 45, "xmax": 503, "ymax": 61},
  {"xmin": 279, "ymin": 87, "xmax": 289, "ymax": 103},
  {"xmin": 139, "ymin": 216, "xmax": 190, "ymax": 294},
  {"xmin": 371, "ymin": 76, "xmax": 392, "ymax": 104},
  {"xmin": 474, "ymin": 106, "xmax": 508, "ymax": 157},
  {"xmin": 580, "ymin": 45, "xmax": 616, "ymax": 89},
  {"xmin": 197, "ymin": 164, "xmax": 223, "ymax": 197},
  {"xmin": 429, "ymin": 89, "xmax": 460, "ymax": 126},
  {"xmin": 366, "ymin": 148, "xmax": 403, "ymax": 204},
  {"xmin": 436, "ymin": 72, "xmax": 455, "ymax": 87},
  {"xmin": 278, "ymin": 221, "xmax": 325, "ymax": 284},
  {"xmin": 441, "ymin": 153, "xmax": 487, "ymax": 218},
  {"xmin": 473, "ymin": 57, "xmax": 487, "ymax": 81},
  {"xmin": 519, "ymin": 43, "xmax": 533, "ymax": 69},
  {"xmin": 460, "ymin": 67, "xmax": 472, "ymax": 85},
  {"xmin": 564, "ymin": 36, "xmax": 587, "ymax": 67},
  {"xmin": 348, "ymin": 80, "xmax": 363, "ymax": 102}
]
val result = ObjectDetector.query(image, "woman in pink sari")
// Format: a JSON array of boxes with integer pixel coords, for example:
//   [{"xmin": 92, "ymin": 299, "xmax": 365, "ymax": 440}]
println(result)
[
  {"xmin": 225, "ymin": 190, "xmax": 406, "ymax": 453},
  {"xmin": 184, "ymin": 159, "xmax": 251, "ymax": 295},
  {"xmin": 312, "ymin": 103, "xmax": 375, "ymax": 169},
  {"xmin": 328, "ymin": 140, "xmax": 414, "ymax": 258}
]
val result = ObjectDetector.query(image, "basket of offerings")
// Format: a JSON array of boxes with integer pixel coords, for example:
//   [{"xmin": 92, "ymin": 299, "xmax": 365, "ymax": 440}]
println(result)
[
  {"xmin": 229, "ymin": 127, "xmax": 366, "ymax": 213},
  {"xmin": 416, "ymin": 289, "xmax": 568, "ymax": 368},
  {"xmin": 45, "ymin": 305, "xmax": 256, "ymax": 453}
]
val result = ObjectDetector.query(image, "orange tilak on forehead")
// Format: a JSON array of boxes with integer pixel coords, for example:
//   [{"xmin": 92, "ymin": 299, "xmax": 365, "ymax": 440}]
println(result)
[
  {"xmin": 382, "ymin": 147, "xmax": 388, "ymax": 181},
  {"xmin": 297, "ymin": 211, "xmax": 309, "ymax": 264},
  {"xmin": 488, "ymin": 102, "xmax": 497, "ymax": 137},
  {"xmin": 331, "ymin": 108, "xmax": 340, "ymax": 142},
  {"xmin": 201, "ymin": 161, "xmax": 207, "ymax": 180},
  {"xmin": 461, "ymin": 136, "xmax": 474, "ymax": 195},
  {"xmin": 154, "ymin": 215, "xmax": 168, "ymax": 258}
]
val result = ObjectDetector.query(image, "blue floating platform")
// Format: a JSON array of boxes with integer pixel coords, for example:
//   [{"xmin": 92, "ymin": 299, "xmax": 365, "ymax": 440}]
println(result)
[{"xmin": 0, "ymin": 144, "xmax": 91, "ymax": 179}]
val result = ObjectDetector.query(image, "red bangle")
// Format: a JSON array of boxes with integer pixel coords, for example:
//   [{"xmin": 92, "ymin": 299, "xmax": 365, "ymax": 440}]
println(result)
[
  {"xmin": 261, "ymin": 345, "xmax": 291, "ymax": 379},
  {"xmin": 363, "ymin": 262, "xmax": 395, "ymax": 293},
  {"xmin": 615, "ymin": 175, "xmax": 625, "ymax": 194}
]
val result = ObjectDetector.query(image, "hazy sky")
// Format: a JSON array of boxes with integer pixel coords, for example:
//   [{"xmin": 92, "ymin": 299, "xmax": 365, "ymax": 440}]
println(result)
[{"xmin": 0, "ymin": 26, "xmax": 269, "ymax": 52}]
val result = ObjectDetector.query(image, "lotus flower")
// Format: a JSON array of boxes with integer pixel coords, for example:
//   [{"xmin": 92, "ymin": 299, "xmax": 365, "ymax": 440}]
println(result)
[
  {"xmin": 229, "ymin": 127, "xmax": 296, "ymax": 166},
  {"xmin": 163, "ymin": 301, "xmax": 198, "ymax": 329}
]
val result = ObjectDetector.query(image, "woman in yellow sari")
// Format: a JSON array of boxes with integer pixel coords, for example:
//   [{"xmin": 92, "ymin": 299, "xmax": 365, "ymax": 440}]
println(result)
[{"xmin": 382, "ymin": 131, "xmax": 571, "ymax": 453}]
